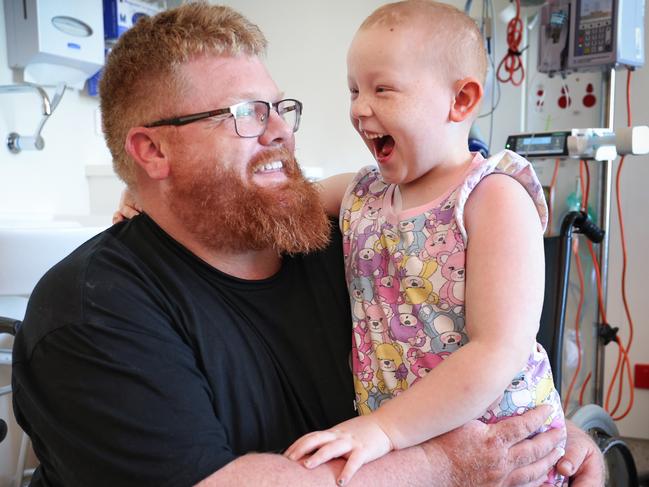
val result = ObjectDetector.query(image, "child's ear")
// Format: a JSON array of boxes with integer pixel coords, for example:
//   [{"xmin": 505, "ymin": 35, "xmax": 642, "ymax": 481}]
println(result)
[
  {"xmin": 450, "ymin": 77, "xmax": 483, "ymax": 123},
  {"xmin": 124, "ymin": 127, "xmax": 171, "ymax": 180}
]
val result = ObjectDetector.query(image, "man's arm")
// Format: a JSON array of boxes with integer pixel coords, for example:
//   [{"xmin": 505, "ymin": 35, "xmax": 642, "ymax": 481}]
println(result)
[
  {"xmin": 12, "ymin": 320, "xmax": 234, "ymax": 486},
  {"xmin": 113, "ymin": 174, "xmax": 355, "ymax": 223},
  {"xmin": 12, "ymin": 256, "xmax": 236, "ymax": 486},
  {"xmin": 197, "ymin": 448, "xmax": 434, "ymax": 487},
  {"xmin": 197, "ymin": 405, "xmax": 569, "ymax": 487}
]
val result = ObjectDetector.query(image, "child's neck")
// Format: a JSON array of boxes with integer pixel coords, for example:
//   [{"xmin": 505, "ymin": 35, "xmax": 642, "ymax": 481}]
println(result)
[{"xmin": 396, "ymin": 149, "xmax": 476, "ymax": 212}]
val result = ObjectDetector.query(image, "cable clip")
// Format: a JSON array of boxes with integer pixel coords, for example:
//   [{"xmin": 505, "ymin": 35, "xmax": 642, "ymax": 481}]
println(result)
[{"xmin": 598, "ymin": 323, "xmax": 619, "ymax": 346}]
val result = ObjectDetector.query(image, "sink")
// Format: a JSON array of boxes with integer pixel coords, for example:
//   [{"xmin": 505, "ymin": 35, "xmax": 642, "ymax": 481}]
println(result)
[{"xmin": 0, "ymin": 219, "xmax": 106, "ymax": 319}]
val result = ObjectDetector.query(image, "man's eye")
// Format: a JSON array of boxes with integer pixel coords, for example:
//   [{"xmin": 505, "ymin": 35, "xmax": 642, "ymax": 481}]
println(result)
[
  {"xmin": 376, "ymin": 86, "xmax": 389, "ymax": 93},
  {"xmin": 236, "ymin": 108, "xmax": 255, "ymax": 117}
]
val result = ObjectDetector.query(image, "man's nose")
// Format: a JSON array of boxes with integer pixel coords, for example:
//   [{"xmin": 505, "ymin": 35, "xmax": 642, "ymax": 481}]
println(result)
[{"xmin": 259, "ymin": 110, "xmax": 293, "ymax": 146}]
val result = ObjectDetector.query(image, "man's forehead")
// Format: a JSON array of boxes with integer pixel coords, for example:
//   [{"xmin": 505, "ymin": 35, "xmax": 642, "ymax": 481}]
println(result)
[
  {"xmin": 179, "ymin": 55, "xmax": 282, "ymax": 106},
  {"xmin": 220, "ymin": 90, "xmax": 286, "ymax": 105}
]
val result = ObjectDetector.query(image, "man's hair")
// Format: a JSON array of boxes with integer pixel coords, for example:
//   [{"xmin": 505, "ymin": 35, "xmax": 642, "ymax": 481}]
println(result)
[
  {"xmin": 99, "ymin": 2, "xmax": 267, "ymax": 185},
  {"xmin": 360, "ymin": 0, "xmax": 487, "ymax": 87}
]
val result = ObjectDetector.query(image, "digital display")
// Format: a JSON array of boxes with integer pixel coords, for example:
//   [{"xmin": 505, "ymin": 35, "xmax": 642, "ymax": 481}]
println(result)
[
  {"xmin": 522, "ymin": 136, "xmax": 552, "ymax": 145},
  {"xmin": 505, "ymin": 132, "xmax": 570, "ymax": 158},
  {"xmin": 574, "ymin": 0, "xmax": 614, "ymax": 58},
  {"xmin": 580, "ymin": 0, "xmax": 613, "ymax": 19}
]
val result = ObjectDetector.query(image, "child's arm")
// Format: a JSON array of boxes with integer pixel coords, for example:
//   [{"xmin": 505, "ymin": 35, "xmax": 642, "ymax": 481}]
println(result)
[
  {"xmin": 286, "ymin": 174, "xmax": 546, "ymax": 485},
  {"xmin": 113, "ymin": 175, "xmax": 355, "ymax": 222},
  {"xmin": 316, "ymin": 173, "xmax": 355, "ymax": 217}
]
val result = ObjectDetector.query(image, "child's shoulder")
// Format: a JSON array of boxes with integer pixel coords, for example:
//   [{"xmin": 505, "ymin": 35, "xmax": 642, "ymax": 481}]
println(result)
[
  {"xmin": 484, "ymin": 149, "xmax": 534, "ymax": 174},
  {"xmin": 455, "ymin": 150, "xmax": 548, "ymax": 240},
  {"xmin": 347, "ymin": 165, "xmax": 390, "ymax": 195},
  {"xmin": 353, "ymin": 165, "xmax": 382, "ymax": 182},
  {"xmin": 462, "ymin": 150, "xmax": 539, "ymax": 196}
]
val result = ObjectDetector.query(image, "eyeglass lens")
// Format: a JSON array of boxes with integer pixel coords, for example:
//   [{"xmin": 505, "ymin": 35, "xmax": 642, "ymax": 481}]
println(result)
[
  {"xmin": 233, "ymin": 100, "xmax": 300, "ymax": 137},
  {"xmin": 276, "ymin": 100, "xmax": 300, "ymax": 134}
]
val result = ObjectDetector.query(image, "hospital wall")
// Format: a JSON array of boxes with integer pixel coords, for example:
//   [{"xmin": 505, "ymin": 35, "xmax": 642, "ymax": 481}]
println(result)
[{"xmin": 0, "ymin": 0, "xmax": 646, "ymax": 443}]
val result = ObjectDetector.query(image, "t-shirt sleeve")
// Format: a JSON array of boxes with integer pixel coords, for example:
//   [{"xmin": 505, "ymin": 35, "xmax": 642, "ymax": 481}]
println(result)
[{"xmin": 12, "ymin": 248, "xmax": 235, "ymax": 487}]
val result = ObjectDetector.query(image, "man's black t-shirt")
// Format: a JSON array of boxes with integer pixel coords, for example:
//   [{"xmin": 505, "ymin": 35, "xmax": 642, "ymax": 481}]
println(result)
[{"xmin": 12, "ymin": 214, "xmax": 356, "ymax": 487}]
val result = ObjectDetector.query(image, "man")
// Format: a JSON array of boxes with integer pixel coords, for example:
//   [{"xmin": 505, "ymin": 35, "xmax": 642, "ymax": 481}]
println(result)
[{"xmin": 12, "ymin": 4, "xmax": 603, "ymax": 486}]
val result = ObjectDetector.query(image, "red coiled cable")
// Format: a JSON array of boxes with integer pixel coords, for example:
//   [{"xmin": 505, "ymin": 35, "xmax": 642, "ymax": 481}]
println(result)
[{"xmin": 497, "ymin": 0, "xmax": 525, "ymax": 86}]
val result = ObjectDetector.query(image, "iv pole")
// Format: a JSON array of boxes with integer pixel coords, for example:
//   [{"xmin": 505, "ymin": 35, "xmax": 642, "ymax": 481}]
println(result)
[{"xmin": 594, "ymin": 67, "xmax": 615, "ymax": 405}]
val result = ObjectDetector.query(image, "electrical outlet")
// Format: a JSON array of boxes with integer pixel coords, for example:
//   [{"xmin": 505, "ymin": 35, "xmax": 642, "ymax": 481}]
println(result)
[{"xmin": 635, "ymin": 364, "xmax": 649, "ymax": 389}]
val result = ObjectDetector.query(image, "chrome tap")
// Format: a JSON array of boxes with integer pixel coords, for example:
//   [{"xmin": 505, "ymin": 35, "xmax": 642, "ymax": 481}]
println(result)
[
  {"xmin": 0, "ymin": 83, "xmax": 66, "ymax": 153},
  {"xmin": 0, "ymin": 83, "xmax": 52, "ymax": 115}
]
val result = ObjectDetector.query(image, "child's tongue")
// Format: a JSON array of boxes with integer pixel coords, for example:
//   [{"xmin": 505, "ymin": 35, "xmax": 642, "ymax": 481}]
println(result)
[{"xmin": 376, "ymin": 135, "xmax": 395, "ymax": 159}]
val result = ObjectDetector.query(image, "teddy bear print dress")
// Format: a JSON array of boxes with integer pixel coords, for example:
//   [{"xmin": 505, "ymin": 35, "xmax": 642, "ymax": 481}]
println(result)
[{"xmin": 340, "ymin": 149, "xmax": 564, "ymax": 485}]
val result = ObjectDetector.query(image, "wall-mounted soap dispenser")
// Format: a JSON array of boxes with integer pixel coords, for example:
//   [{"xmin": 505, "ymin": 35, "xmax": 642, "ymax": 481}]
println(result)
[{"xmin": 3, "ymin": 0, "xmax": 104, "ymax": 88}]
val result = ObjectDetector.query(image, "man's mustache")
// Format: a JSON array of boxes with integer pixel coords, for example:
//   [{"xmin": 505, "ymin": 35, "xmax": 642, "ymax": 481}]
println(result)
[{"xmin": 248, "ymin": 147, "xmax": 301, "ymax": 178}]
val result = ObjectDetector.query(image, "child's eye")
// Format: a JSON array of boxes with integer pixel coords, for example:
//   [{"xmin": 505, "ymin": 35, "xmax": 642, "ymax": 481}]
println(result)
[
  {"xmin": 376, "ymin": 86, "xmax": 390, "ymax": 93},
  {"xmin": 349, "ymin": 87, "xmax": 359, "ymax": 99}
]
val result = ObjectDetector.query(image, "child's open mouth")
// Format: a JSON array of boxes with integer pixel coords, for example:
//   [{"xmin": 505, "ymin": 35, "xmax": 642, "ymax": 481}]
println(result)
[{"xmin": 364, "ymin": 131, "xmax": 395, "ymax": 161}]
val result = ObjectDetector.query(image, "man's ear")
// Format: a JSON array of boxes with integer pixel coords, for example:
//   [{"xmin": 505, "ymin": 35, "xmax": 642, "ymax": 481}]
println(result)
[
  {"xmin": 450, "ymin": 77, "xmax": 483, "ymax": 123},
  {"xmin": 125, "ymin": 127, "xmax": 170, "ymax": 180}
]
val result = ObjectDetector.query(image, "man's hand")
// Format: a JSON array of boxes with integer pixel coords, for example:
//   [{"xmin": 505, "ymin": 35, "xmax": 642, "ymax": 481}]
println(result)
[
  {"xmin": 284, "ymin": 415, "xmax": 393, "ymax": 486},
  {"xmin": 112, "ymin": 189, "xmax": 142, "ymax": 224},
  {"xmin": 421, "ymin": 405, "xmax": 566, "ymax": 487},
  {"xmin": 557, "ymin": 420, "xmax": 605, "ymax": 486}
]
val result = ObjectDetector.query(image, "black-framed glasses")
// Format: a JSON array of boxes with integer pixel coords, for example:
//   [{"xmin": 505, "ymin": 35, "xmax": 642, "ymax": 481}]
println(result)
[{"xmin": 144, "ymin": 98, "xmax": 302, "ymax": 138}]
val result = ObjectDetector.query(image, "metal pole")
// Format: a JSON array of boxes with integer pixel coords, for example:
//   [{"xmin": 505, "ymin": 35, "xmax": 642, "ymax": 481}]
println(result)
[{"xmin": 594, "ymin": 67, "xmax": 615, "ymax": 405}]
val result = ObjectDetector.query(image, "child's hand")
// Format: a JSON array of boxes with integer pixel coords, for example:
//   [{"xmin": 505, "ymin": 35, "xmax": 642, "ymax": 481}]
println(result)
[
  {"xmin": 284, "ymin": 415, "xmax": 393, "ymax": 486},
  {"xmin": 112, "ymin": 189, "xmax": 142, "ymax": 224}
]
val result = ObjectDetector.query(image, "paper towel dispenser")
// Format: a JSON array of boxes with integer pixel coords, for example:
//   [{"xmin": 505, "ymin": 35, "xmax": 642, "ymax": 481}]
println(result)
[{"xmin": 3, "ymin": 0, "xmax": 104, "ymax": 87}]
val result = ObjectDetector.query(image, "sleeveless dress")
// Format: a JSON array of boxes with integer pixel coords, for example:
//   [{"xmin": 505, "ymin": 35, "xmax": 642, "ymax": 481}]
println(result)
[{"xmin": 340, "ymin": 150, "xmax": 564, "ymax": 485}]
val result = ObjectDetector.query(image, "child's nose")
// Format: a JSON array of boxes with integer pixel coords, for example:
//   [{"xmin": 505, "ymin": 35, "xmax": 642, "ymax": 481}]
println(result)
[{"xmin": 350, "ymin": 93, "xmax": 372, "ymax": 120}]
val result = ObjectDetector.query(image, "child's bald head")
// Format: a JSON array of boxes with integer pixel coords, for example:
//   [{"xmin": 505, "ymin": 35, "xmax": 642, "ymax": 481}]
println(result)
[{"xmin": 359, "ymin": 0, "xmax": 487, "ymax": 86}]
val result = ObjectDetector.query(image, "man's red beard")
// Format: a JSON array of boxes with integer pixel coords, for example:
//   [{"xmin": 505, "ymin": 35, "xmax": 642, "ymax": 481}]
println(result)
[{"xmin": 167, "ymin": 147, "xmax": 331, "ymax": 255}]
